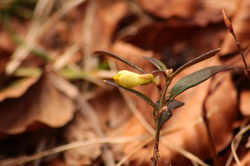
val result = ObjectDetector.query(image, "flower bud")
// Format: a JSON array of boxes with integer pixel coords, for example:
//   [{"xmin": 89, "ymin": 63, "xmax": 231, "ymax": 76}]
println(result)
[{"xmin": 113, "ymin": 70, "xmax": 154, "ymax": 88}]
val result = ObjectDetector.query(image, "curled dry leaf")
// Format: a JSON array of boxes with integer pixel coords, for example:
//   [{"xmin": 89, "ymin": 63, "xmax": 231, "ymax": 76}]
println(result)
[
  {"xmin": 112, "ymin": 43, "xmax": 238, "ymax": 165},
  {"xmin": 0, "ymin": 74, "xmax": 75, "ymax": 134},
  {"xmin": 0, "ymin": 77, "xmax": 39, "ymax": 102}
]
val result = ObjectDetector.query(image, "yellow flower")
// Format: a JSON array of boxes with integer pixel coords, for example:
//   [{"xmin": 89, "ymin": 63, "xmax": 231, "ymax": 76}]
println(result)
[{"xmin": 113, "ymin": 70, "xmax": 154, "ymax": 88}]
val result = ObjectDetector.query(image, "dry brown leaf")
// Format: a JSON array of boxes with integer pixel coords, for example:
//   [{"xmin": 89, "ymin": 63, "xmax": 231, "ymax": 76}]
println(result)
[
  {"xmin": 240, "ymin": 90, "xmax": 250, "ymax": 116},
  {"xmin": 221, "ymin": 0, "xmax": 250, "ymax": 55},
  {"xmin": 60, "ymin": 0, "xmax": 128, "ymax": 51},
  {"xmin": 0, "ymin": 77, "xmax": 39, "ymax": 102},
  {"xmin": 135, "ymin": 0, "xmax": 238, "ymax": 26},
  {"xmin": 63, "ymin": 90, "xmax": 131, "ymax": 165},
  {"xmin": 136, "ymin": 0, "xmax": 198, "ymax": 18},
  {"xmin": 119, "ymin": 20, "xmax": 225, "ymax": 64},
  {"xmin": 63, "ymin": 113, "xmax": 101, "ymax": 166},
  {"xmin": 0, "ymin": 74, "xmax": 75, "ymax": 134},
  {"xmin": 111, "ymin": 42, "xmax": 238, "ymax": 165}
]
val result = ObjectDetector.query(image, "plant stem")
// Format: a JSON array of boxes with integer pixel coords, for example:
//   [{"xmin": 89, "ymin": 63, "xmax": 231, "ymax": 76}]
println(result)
[
  {"xmin": 152, "ymin": 79, "xmax": 171, "ymax": 166},
  {"xmin": 222, "ymin": 10, "xmax": 250, "ymax": 77},
  {"xmin": 152, "ymin": 115, "xmax": 161, "ymax": 166}
]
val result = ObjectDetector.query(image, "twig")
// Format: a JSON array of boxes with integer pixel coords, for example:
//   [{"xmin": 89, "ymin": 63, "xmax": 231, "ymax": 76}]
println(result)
[
  {"xmin": 225, "ymin": 118, "xmax": 250, "ymax": 166},
  {"xmin": 231, "ymin": 124, "xmax": 250, "ymax": 166},
  {"xmin": 222, "ymin": 9, "xmax": 250, "ymax": 77},
  {"xmin": 202, "ymin": 77, "xmax": 224, "ymax": 166},
  {"xmin": 0, "ymin": 136, "xmax": 147, "ymax": 166}
]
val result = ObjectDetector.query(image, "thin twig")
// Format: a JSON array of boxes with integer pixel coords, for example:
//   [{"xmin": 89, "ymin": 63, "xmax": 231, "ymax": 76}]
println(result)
[
  {"xmin": 225, "ymin": 118, "xmax": 250, "ymax": 166},
  {"xmin": 0, "ymin": 136, "xmax": 147, "ymax": 166},
  {"xmin": 231, "ymin": 124, "xmax": 250, "ymax": 166},
  {"xmin": 202, "ymin": 77, "xmax": 224, "ymax": 166},
  {"xmin": 222, "ymin": 9, "xmax": 250, "ymax": 77}
]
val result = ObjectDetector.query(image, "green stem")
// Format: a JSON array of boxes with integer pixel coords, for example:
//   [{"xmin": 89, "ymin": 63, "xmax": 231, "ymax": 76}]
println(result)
[
  {"xmin": 152, "ymin": 114, "xmax": 161, "ymax": 166},
  {"xmin": 152, "ymin": 79, "xmax": 171, "ymax": 166}
]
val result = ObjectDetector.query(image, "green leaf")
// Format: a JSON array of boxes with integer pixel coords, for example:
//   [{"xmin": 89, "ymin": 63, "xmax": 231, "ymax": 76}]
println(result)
[
  {"xmin": 167, "ymin": 99, "xmax": 185, "ymax": 110},
  {"xmin": 160, "ymin": 100, "xmax": 184, "ymax": 128},
  {"xmin": 95, "ymin": 51, "xmax": 147, "ymax": 74},
  {"xmin": 58, "ymin": 67, "xmax": 91, "ymax": 79},
  {"xmin": 170, "ymin": 48, "xmax": 220, "ymax": 79},
  {"xmin": 143, "ymin": 57, "xmax": 167, "ymax": 71},
  {"xmin": 104, "ymin": 80, "xmax": 157, "ymax": 109},
  {"xmin": 169, "ymin": 66, "xmax": 231, "ymax": 100},
  {"xmin": 14, "ymin": 67, "xmax": 42, "ymax": 77}
]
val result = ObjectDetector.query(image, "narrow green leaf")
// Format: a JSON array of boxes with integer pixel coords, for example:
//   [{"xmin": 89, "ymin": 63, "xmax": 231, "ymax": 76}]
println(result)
[
  {"xmin": 95, "ymin": 51, "xmax": 147, "ymax": 74},
  {"xmin": 167, "ymin": 99, "xmax": 185, "ymax": 111},
  {"xmin": 58, "ymin": 67, "xmax": 90, "ymax": 79},
  {"xmin": 170, "ymin": 48, "xmax": 220, "ymax": 78},
  {"xmin": 104, "ymin": 80, "xmax": 157, "ymax": 109},
  {"xmin": 169, "ymin": 66, "xmax": 231, "ymax": 100},
  {"xmin": 160, "ymin": 110, "xmax": 172, "ymax": 128},
  {"xmin": 14, "ymin": 67, "xmax": 42, "ymax": 77},
  {"xmin": 143, "ymin": 57, "xmax": 167, "ymax": 71},
  {"xmin": 160, "ymin": 100, "xmax": 184, "ymax": 128}
]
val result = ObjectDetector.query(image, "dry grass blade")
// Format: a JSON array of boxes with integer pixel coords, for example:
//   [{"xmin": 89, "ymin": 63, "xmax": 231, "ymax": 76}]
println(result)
[
  {"xmin": 161, "ymin": 140, "xmax": 210, "ymax": 166},
  {"xmin": 41, "ymin": 0, "xmax": 87, "ymax": 36},
  {"xmin": 115, "ymin": 137, "xmax": 153, "ymax": 166},
  {"xmin": 226, "ymin": 118, "xmax": 250, "ymax": 166},
  {"xmin": 5, "ymin": 0, "xmax": 55, "ymax": 75},
  {"xmin": 120, "ymin": 90, "xmax": 154, "ymax": 134},
  {"xmin": 52, "ymin": 44, "xmax": 81, "ymax": 71},
  {"xmin": 82, "ymin": 0, "xmax": 97, "ymax": 71},
  {"xmin": 0, "ymin": 136, "xmax": 147, "ymax": 166},
  {"xmin": 5, "ymin": 0, "xmax": 87, "ymax": 75},
  {"xmin": 231, "ymin": 124, "xmax": 250, "ymax": 166}
]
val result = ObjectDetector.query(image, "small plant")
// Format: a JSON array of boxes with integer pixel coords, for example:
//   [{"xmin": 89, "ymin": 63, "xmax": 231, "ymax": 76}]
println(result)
[{"xmin": 95, "ymin": 49, "xmax": 231, "ymax": 166}]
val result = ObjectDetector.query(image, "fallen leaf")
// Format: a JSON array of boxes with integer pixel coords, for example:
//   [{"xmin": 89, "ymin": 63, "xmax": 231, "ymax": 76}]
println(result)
[
  {"xmin": 0, "ymin": 76, "xmax": 39, "ymax": 102},
  {"xmin": 63, "ymin": 90, "xmax": 131, "ymax": 165},
  {"xmin": 135, "ymin": 0, "xmax": 238, "ymax": 26},
  {"xmin": 239, "ymin": 90, "xmax": 250, "ymax": 116},
  {"xmin": 0, "ymin": 74, "xmax": 75, "ymax": 134},
  {"xmin": 63, "ymin": 113, "xmax": 102, "ymax": 166}
]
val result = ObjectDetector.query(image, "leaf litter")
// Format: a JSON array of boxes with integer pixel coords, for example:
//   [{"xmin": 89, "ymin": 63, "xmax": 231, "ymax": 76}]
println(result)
[{"xmin": 0, "ymin": 0, "xmax": 249, "ymax": 165}]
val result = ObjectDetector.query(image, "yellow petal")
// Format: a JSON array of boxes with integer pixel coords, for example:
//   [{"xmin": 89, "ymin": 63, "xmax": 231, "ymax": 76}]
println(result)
[{"xmin": 113, "ymin": 70, "xmax": 154, "ymax": 88}]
